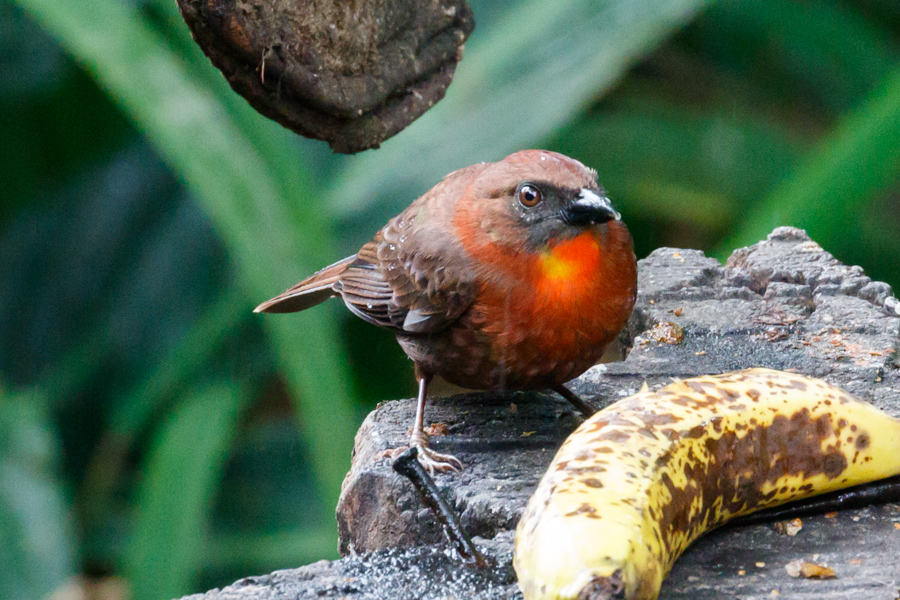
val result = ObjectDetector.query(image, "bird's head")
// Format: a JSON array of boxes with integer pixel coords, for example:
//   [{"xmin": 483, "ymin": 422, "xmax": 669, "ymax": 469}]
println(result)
[{"xmin": 457, "ymin": 149, "xmax": 623, "ymax": 254}]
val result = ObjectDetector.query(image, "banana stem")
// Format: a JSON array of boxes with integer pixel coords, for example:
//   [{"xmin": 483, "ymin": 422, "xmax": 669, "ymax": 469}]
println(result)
[{"xmin": 731, "ymin": 474, "xmax": 900, "ymax": 527}]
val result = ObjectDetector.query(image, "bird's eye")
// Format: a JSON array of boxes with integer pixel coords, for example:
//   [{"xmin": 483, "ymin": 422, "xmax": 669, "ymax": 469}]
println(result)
[{"xmin": 517, "ymin": 184, "xmax": 542, "ymax": 208}]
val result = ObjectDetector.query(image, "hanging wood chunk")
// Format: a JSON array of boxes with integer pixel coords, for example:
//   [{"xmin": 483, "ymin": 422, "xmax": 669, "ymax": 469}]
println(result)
[{"xmin": 177, "ymin": 0, "xmax": 474, "ymax": 153}]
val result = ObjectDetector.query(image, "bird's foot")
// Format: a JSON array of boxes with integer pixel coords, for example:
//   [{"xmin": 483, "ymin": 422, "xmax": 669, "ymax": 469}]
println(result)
[
  {"xmin": 378, "ymin": 440, "xmax": 462, "ymax": 474},
  {"xmin": 410, "ymin": 428, "xmax": 462, "ymax": 474},
  {"xmin": 412, "ymin": 443, "xmax": 463, "ymax": 474}
]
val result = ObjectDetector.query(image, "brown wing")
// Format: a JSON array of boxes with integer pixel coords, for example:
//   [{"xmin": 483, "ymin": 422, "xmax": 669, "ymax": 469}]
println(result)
[
  {"xmin": 337, "ymin": 239, "xmax": 474, "ymax": 334},
  {"xmin": 337, "ymin": 168, "xmax": 481, "ymax": 334},
  {"xmin": 253, "ymin": 255, "xmax": 355, "ymax": 314},
  {"xmin": 257, "ymin": 164, "xmax": 481, "ymax": 330}
]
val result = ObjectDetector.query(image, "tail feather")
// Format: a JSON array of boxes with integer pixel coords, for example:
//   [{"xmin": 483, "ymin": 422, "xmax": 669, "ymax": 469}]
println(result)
[{"xmin": 254, "ymin": 255, "xmax": 355, "ymax": 314}]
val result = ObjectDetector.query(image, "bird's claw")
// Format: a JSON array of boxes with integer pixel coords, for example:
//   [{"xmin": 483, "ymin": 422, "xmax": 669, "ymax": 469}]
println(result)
[
  {"xmin": 413, "ymin": 444, "xmax": 463, "ymax": 474},
  {"xmin": 379, "ymin": 444, "xmax": 462, "ymax": 473}
]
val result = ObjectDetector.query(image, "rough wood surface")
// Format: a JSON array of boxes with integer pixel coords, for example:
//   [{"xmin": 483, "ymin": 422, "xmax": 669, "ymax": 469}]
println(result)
[{"xmin": 183, "ymin": 228, "xmax": 900, "ymax": 600}]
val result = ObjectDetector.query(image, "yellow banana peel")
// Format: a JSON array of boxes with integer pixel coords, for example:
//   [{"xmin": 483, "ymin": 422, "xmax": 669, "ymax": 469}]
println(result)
[{"xmin": 514, "ymin": 368, "xmax": 900, "ymax": 600}]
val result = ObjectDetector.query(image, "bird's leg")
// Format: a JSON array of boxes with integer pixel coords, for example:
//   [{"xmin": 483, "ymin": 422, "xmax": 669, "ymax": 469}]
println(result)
[
  {"xmin": 552, "ymin": 383, "xmax": 596, "ymax": 417},
  {"xmin": 409, "ymin": 371, "xmax": 463, "ymax": 474}
]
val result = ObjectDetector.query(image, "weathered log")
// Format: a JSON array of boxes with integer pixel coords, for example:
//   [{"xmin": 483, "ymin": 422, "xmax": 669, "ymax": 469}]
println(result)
[{"xmin": 183, "ymin": 228, "xmax": 900, "ymax": 600}]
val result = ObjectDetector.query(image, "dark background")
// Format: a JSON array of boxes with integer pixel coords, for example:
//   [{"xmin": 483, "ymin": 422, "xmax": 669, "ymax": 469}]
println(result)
[{"xmin": 1, "ymin": 1, "xmax": 899, "ymax": 600}]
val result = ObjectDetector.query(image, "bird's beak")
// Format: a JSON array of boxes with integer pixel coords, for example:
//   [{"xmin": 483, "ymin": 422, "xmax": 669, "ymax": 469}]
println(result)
[{"xmin": 562, "ymin": 189, "xmax": 621, "ymax": 225}]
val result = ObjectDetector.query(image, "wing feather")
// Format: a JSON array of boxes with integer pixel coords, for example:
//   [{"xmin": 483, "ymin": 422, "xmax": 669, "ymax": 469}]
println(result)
[
  {"xmin": 258, "ymin": 165, "xmax": 481, "ymax": 331},
  {"xmin": 336, "ymin": 171, "xmax": 480, "ymax": 334},
  {"xmin": 254, "ymin": 255, "xmax": 355, "ymax": 314}
]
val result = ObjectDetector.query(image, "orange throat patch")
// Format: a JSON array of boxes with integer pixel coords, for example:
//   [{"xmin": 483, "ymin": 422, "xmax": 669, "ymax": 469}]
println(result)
[
  {"xmin": 458, "ymin": 222, "xmax": 636, "ymax": 387},
  {"xmin": 534, "ymin": 232, "xmax": 602, "ymax": 304}
]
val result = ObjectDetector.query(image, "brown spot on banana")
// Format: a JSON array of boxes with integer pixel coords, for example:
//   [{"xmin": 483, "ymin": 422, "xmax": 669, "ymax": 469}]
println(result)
[{"xmin": 514, "ymin": 368, "xmax": 900, "ymax": 600}]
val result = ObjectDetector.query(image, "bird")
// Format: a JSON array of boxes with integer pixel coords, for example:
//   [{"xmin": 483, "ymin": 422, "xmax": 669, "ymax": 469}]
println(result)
[{"xmin": 255, "ymin": 150, "xmax": 638, "ymax": 473}]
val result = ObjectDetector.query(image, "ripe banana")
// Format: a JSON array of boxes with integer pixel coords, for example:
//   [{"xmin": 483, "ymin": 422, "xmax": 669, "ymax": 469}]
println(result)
[{"xmin": 514, "ymin": 368, "xmax": 900, "ymax": 600}]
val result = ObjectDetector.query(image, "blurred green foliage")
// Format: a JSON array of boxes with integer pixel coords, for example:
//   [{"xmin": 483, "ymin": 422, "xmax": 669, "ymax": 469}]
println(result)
[{"xmin": 1, "ymin": 1, "xmax": 899, "ymax": 599}]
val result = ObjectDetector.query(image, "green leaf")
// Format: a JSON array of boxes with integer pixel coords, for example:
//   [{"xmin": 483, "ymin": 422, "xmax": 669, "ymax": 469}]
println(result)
[
  {"xmin": 14, "ymin": 0, "xmax": 359, "ymax": 509},
  {"xmin": 75, "ymin": 292, "xmax": 251, "ymax": 564},
  {"xmin": 550, "ymin": 100, "xmax": 804, "ymax": 228},
  {"xmin": 328, "ymin": 0, "xmax": 713, "ymax": 219},
  {"xmin": 710, "ymin": 0, "xmax": 899, "ymax": 113},
  {"xmin": 718, "ymin": 64, "xmax": 900, "ymax": 257},
  {"xmin": 109, "ymin": 292, "xmax": 251, "ymax": 440},
  {"xmin": 126, "ymin": 383, "xmax": 248, "ymax": 600},
  {"xmin": 0, "ymin": 387, "xmax": 75, "ymax": 600}
]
